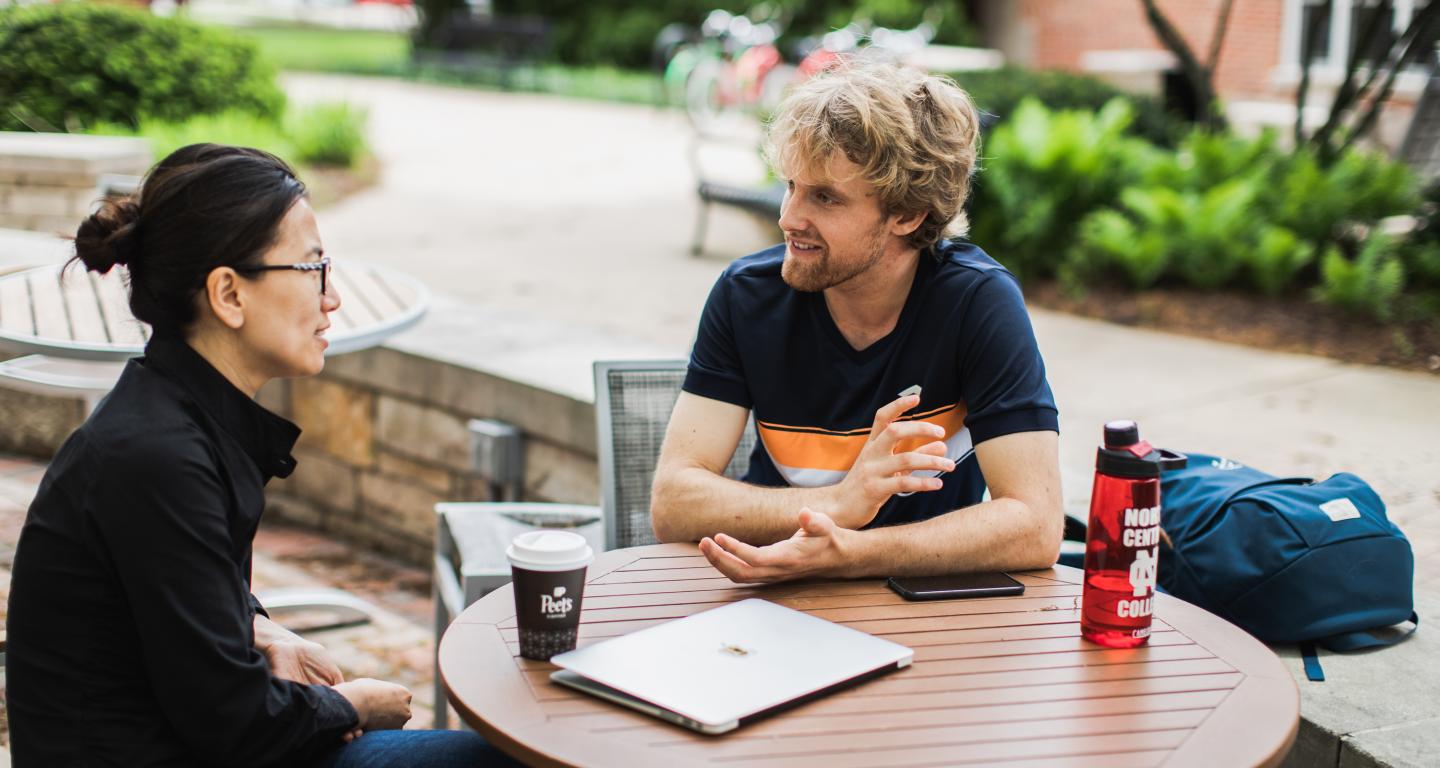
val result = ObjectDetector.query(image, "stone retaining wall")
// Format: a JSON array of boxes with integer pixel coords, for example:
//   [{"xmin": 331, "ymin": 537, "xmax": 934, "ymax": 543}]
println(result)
[{"xmin": 259, "ymin": 345, "xmax": 600, "ymax": 565}]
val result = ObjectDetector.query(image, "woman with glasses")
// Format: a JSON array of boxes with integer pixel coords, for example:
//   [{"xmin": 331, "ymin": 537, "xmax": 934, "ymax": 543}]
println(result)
[{"xmin": 5, "ymin": 144, "xmax": 513, "ymax": 768}]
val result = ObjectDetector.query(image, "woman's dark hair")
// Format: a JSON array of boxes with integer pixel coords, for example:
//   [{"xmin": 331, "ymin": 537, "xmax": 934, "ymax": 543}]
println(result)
[{"xmin": 71, "ymin": 143, "xmax": 307, "ymax": 334}]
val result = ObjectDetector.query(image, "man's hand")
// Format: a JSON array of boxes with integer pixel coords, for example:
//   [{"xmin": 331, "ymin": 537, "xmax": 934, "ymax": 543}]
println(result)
[
  {"xmin": 700, "ymin": 508, "xmax": 855, "ymax": 584},
  {"xmin": 254, "ymin": 613, "xmax": 344, "ymax": 686},
  {"xmin": 827, "ymin": 393, "xmax": 954, "ymax": 529}
]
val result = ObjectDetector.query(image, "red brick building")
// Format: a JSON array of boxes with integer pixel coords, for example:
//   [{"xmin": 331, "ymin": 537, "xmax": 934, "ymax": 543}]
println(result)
[{"xmin": 967, "ymin": 0, "xmax": 1433, "ymax": 147}]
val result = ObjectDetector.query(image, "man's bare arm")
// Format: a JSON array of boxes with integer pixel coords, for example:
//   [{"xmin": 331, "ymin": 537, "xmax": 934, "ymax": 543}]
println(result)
[
  {"xmin": 650, "ymin": 391, "xmax": 955, "ymax": 544},
  {"xmin": 650, "ymin": 393, "xmax": 841, "ymax": 544},
  {"xmin": 849, "ymin": 430, "xmax": 1064, "ymax": 575},
  {"xmin": 700, "ymin": 430, "xmax": 1065, "ymax": 581}
]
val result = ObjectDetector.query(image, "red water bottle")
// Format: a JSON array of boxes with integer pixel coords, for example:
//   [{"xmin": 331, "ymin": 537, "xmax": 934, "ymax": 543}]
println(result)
[{"xmin": 1081, "ymin": 421, "xmax": 1186, "ymax": 648}]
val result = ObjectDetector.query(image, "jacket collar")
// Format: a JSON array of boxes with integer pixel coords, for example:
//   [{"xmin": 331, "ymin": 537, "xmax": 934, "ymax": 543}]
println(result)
[{"xmin": 140, "ymin": 333, "xmax": 301, "ymax": 480}]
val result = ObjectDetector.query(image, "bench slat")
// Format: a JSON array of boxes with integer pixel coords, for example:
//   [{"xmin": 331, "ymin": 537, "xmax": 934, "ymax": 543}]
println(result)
[
  {"xmin": 60, "ymin": 266, "xmax": 109, "ymax": 344},
  {"xmin": 0, "ymin": 271, "xmax": 33, "ymax": 336},
  {"xmin": 95, "ymin": 269, "xmax": 148, "ymax": 346},
  {"xmin": 29, "ymin": 270, "xmax": 72, "ymax": 342}
]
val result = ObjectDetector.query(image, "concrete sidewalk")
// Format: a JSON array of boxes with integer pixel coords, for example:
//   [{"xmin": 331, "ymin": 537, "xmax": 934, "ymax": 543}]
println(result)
[{"xmin": 280, "ymin": 73, "xmax": 1439, "ymax": 766}]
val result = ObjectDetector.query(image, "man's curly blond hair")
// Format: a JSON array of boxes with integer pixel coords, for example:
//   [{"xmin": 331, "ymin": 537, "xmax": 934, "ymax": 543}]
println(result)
[{"xmin": 765, "ymin": 61, "xmax": 981, "ymax": 250}]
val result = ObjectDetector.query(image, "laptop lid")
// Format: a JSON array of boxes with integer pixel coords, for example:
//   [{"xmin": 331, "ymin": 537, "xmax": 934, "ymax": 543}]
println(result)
[{"xmin": 549, "ymin": 598, "xmax": 913, "ymax": 734}]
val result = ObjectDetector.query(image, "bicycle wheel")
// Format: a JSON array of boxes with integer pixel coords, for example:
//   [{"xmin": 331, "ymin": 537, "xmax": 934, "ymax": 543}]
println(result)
[
  {"xmin": 758, "ymin": 62, "xmax": 799, "ymax": 116},
  {"xmin": 685, "ymin": 56, "xmax": 729, "ymax": 134}
]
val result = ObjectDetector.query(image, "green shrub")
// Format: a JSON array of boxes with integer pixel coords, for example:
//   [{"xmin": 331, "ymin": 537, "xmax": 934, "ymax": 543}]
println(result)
[
  {"xmin": 952, "ymin": 67, "xmax": 1180, "ymax": 147},
  {"xmin": 286, "ymin": 102, "xmax": 369, "ymax": 168},
  {"xmin": 969, "ymin": 98, "xmax": 1156, "ymax": 281},
  {"xmin": 0, "ymin": 3, "xmax": 284, "ymax": 131},
  {"xmin": 89, "ymin": 111, "xmax": 296, "ymax": 166},
  {"xmin": 1072, "ymin": 208, "xmax": 1168, "ymax": 288},
  {"xmin": 1249, "ymin": 226, "xmax": 1316, "ymax": 296},
  {"xmin": 1271, "ymin": 147, "xmax": 1419, "ymax": 245},
  {"xmin": 89, "ymin": 102, "xmax": 367, "ymax": 170},
  {"xmin": 1316, "ymin": 234, "xmax": 1406, "ymax": 320}
]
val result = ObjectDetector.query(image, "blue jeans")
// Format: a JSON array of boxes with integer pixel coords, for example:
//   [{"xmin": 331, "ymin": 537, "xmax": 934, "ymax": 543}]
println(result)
[{"xmin": 313, "ymin": 729, "xmax": 521, "ymax": 768}]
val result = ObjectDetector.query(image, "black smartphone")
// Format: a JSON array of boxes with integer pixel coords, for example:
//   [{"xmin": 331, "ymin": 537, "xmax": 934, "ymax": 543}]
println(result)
[{"xmin": 886, "ymin": 572, "xmax": 1025, "ymax": 601}]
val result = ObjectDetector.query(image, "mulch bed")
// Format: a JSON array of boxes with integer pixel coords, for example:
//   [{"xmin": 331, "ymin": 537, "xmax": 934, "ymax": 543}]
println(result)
[
  {"xmin": 1027, "ymin": 282, "xmax": 1440, "ymax": 375},
  {"xmin": 303, "ymin": 154, "xmax": 381, "ymax": 210}
]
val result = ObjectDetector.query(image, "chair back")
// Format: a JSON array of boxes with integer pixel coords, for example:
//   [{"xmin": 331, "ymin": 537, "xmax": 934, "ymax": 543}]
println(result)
[{"xmin": 594, "ymin": 360, "xmax": 755, "ymax": 550}]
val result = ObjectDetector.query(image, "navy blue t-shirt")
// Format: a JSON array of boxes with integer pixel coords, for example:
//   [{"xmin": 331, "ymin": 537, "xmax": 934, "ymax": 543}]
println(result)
[{"xmin": 683, "ymin": 240, "xmax": 1059, "ymax": 528}]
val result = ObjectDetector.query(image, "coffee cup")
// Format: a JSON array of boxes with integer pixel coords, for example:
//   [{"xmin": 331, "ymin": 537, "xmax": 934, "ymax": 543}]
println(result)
[{"xmin": 506, "ymin": 530, "xmax": 594, "ymax": 661}]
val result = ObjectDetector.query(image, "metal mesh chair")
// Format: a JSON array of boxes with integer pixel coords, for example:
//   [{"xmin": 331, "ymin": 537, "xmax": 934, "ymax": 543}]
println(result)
[
  {"xmin": 595, "ymin": 359, "xmax": 755, "ymax": 550},
  {"xmin": 433, "ymin": 359, "xmax": 755, "ymax": 728}
]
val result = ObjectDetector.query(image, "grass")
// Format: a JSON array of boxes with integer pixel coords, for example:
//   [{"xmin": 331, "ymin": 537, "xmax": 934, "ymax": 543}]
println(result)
[
  {"xmin": 225, "ymin": 23, "xmax": 666, "ymax": 106},
  {"xmin": 88, "ymin": 103, "xmax": 369, "ymax": 169},
  {"xmin": 235, "ymin": 24, "xmax": 411, "ymax": 75}
]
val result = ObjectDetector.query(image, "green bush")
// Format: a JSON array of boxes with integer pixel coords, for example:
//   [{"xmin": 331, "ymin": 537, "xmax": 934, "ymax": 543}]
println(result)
[
  {"xmin": 1071, "ymin": 208, "xmax": 1168, "ymax": 289},
  {"xmin": 1075, "ymin": 180, "xmax": 1258, "ymax": 291},
  {"xmin": 286, "ymin": 102, "xmax": 369, "ymax": 168},
  {"xmin": 89, "ymin": 102, "xmax": 368, "ymax": 170},
  {"xmin": 0, "ymin": 3, "xmax": 284, "ymax": 131},
  {"xmin": 968, "ymin": 98, "xmax": 1156, "ymax": 282},
  {"xmin": 1270, "ymin": 146, "xmax": 1419, "ymax": 245},
  {"xmin": 1316, "ymin": 234, "xmax": 1406, "ymax": 320},
  {"xmin": 951, "ymin": 66, "xmax": 1181, "ymax": 147},
  {"xmin": 971, "ymin": 100, "xmax": 1429, "ymax": 322},
  {"xmin": 89, "ymin": 111, "xmax": 295, "ymax": 166},
  {"xmin": 1249, "ymin": 226, "xmax": 1316, "ymax": 297}
]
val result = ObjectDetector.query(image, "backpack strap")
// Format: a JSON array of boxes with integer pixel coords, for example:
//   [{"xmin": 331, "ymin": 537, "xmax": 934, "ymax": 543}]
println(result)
[
  {"xmin": 1299, "ymin": 612, "xmax": 1419, "ymax": 682},
  {"xmin": 1320, "ymin": 612, "xmax": 1419, "ymax": 652},
  {"xmin": 1300, "ymin": 642, "xmax": 1325, "ymax": 682}
]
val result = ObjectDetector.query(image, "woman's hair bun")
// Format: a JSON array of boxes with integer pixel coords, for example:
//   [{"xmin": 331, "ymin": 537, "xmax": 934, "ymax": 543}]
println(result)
[{"xmin": 74, "ymin": 197, "xmax": 141, "ymax": 274}]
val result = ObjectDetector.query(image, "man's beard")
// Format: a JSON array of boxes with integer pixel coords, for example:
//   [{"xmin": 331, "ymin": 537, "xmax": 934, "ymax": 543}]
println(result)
[{"xmin": 781, "ymin": 228, "xmax": 887, "ymax": 293}]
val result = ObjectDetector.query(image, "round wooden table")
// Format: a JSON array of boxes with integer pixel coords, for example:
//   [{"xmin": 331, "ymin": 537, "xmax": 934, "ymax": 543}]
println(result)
[{"xmin": 440, "ymin": 544, "xmax": 1298, "ymax": 768}]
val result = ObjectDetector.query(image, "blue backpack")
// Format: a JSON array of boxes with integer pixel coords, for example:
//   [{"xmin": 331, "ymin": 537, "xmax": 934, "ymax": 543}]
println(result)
[{"xmin": 1157, "ymin": 454, "xmax": 1418, "ymax": 680}]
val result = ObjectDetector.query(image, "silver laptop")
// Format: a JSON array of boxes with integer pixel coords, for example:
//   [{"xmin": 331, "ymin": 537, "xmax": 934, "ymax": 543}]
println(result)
[{"xmin": 549, "ymin": 598, "xmax": 913, "ymax": 734}]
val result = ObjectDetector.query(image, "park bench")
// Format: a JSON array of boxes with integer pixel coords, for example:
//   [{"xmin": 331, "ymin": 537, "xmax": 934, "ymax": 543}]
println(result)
[
  {"xmin": 692, "ymin": 178, "xmax": 785, "ymax": 256},
  {"xmin": 412, "ymin": 13, "xmax": 551, "ymax": 89},
  {"xmin": 688, "ymin": 130, "xmax": 784, "ymax": 256}
]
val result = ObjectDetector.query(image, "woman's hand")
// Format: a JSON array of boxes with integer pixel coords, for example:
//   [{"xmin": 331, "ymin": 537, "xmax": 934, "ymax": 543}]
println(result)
[{"xmin": 253, "ymin": 614, "xmax": 344, "ymax": 686}]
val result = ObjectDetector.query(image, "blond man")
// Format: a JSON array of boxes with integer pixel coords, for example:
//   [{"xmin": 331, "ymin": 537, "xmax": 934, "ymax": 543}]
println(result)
[{"xmin": 651, "ymin": 62, "xmax": 1063, "ymax": 583}]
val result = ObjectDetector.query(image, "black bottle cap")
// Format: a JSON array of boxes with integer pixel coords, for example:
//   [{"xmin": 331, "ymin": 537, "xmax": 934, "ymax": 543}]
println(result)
[
  {"xmin": 1104, "ymin": 420, "xmax": 1140, "ymax": 449},
  {"xmin": 1094, "ymin": 421, "xmax": 1187, "ymax": 478}
]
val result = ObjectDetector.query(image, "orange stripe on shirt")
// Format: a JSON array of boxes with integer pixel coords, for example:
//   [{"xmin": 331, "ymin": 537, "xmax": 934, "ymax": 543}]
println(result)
[{"xmin": 758, "ymin": 405, "xmax": 968, "ymax": 472}]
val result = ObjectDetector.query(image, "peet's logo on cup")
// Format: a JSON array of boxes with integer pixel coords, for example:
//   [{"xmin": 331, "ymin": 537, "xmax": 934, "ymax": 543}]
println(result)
[{"xmin": 540, "ymin": 586, "xmax": 574, "ymax": 619}]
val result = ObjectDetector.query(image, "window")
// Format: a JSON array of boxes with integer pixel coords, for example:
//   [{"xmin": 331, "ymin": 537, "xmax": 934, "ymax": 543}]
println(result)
[{"xmin": 1295, "ymin": 0, "xmax": 1431, "ymax": 69}]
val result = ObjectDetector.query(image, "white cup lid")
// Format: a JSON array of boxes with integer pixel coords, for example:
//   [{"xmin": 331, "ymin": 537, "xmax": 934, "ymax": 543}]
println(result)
[{"xmin": 506, "ymin": 530, "xmax": 594, "ymax": 572}]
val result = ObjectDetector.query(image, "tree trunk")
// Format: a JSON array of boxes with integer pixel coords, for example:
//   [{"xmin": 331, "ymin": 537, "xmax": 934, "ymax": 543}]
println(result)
[{"xmin": 1138, "ymin": 0, "xmax": 1227, "ymax": 130}]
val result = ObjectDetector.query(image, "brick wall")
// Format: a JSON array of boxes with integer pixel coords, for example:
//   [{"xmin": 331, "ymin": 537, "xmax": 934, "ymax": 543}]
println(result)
[
  {"xmin": 0, "ymin": 133, "xmax": 150, "ymax": 235},
  {"xmin": 1009, "ymin": 0, "xmax": 1284, "ymax": 100}
]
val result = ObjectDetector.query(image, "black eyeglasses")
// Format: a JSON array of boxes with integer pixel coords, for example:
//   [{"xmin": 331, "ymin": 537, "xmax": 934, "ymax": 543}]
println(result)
[{"xmin": 235, "ymin": 255, "xmax": 331, "ymax": 295}]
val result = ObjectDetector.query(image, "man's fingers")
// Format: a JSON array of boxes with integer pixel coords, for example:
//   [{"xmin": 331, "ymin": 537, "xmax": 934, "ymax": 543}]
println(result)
[
  {"xmin": 878, "ymin": 452, "xmax": 955, "ymax": 476},
  {"xmin": 870, "ymin": 474, "xmax": 945, "ymax": 495},
  {"xmin": 872, "ymin": 420, "xmax": 947, "ymax": 453},
  {"xmin": 700, "ymin": 537, "xmax": 778, "ymax": 584},
  {"xmin": 712, "ymin": 532, "xmax": 773, "ymax": 565},
  {"xmin": 798, "ymin": 507, "xmax": 835, "ymax": 536},
  {"xmin": 869, "ymin": 394, "xmax": 920, "ymax": 436},
  {"xmin": 915, "ymin": 440, "xmax": 949, "ymax": 457}
]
